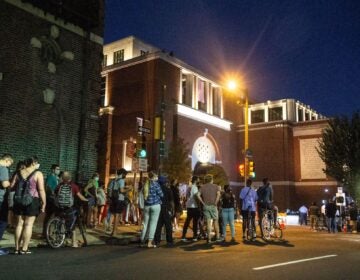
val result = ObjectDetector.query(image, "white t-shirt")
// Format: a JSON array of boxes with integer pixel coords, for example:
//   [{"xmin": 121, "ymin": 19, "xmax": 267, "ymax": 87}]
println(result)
[{"xmin": 186, "ymin": 184, "xmax": 199, "ymax": 208}]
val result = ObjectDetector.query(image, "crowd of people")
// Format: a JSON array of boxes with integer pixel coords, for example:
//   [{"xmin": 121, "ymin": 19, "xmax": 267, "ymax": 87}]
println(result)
[
  {"xmin": 0, "ymin": 153, "xmax": 280, "ymax": 254},
  {"xmin": 298, "ymin": 198, "xmax": 359, "ymax": 234}
]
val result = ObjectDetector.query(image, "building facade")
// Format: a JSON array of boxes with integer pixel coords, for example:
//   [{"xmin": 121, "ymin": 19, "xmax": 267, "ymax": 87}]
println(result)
[
  {"xmin": 100, "ymin": 36, "xmax": 338, "ymax": 210},
  {"xmin": 0, "ymin": 0, "xmax": 104, "ymax": 182}
]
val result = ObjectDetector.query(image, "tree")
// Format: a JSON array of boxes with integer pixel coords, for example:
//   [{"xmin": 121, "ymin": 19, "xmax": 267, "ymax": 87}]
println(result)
[
  {"xmin": 162, "ymin": 137, "xmax": 192, "ymax": 183},
  {"xmin": 317, "ymin": 112, "xmax": 360, "ymax": 200},
  {"xmin": 206, "ymin": 164, "xmax": 229, "ymax": 187}
]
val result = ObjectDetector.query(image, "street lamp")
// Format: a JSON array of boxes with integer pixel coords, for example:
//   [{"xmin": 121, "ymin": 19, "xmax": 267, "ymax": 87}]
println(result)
[{"xmin": 227, "ymin": 80, "xmax": 249, "ymax": 187}]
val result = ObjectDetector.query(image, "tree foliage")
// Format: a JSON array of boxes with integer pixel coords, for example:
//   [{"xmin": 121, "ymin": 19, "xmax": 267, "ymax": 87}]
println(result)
[
  {"xmin": 317, "ymin": 112, "xmax": 360, "ymax": 200},
  {"xmin": 162, "ymin": 137, "xmax": 192, "ymax": 183},
  {"xmin": 206, "ymin": 164, "xmax": 229, "ymax": 187}
]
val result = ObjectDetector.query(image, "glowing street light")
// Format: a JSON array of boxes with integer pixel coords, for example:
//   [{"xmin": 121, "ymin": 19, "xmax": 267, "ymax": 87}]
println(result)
[{"xmin": 227, "ymin": 79, "xmax": 249, "ymax": 186}]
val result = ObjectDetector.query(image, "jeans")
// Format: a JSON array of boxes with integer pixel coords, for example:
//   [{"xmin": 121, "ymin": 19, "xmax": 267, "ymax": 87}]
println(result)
[
  {"xmin": 141, "ymin": 204, "xmax": 161, "ymax": 242},
  {"xmin": 327, "ymin": 217, "xmax": 337, "ymax": 233},
  {"xmin": 182, "ymin": 208, "xmax": 200, "ymax": 239},
  {"xmin": 299, "ymin": 213, "xmax": 307, "ymax": 225},
  {"xmin": 154, "ymin": 206, "xmax": 173, "ymax": 244},
  {"xmin": 221, "ymin": 208, "xmax": 235, "ymax": 239}
]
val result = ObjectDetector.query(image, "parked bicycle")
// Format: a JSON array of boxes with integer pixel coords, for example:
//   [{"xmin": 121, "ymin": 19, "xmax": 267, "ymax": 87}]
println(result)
[
  {"xmin": 46, "ymin": 207, "xmax": 87, "ymax": 248},
  {"xmin": 261, "ymin": 208, "xmax": 283, "ymax": 240}
]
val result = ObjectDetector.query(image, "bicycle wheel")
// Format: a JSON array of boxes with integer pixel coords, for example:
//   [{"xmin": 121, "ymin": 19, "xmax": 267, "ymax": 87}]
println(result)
[
  {"xmin": 47, "ymin": 217, "xmax": 66, "ymax": 248},
  {"xmin": 246, "ymin": 214, "xmax": 255, "ymax": 241},
  {"xmin": 78, "ymin": 218, "xmax": 87, "ymax": 247},
  {"xmin": 261, "ymin": 215, "xmax": 271, "ymax": 241},
  {"xmin": 273, "ymin": 221, "xmax": 283, "ymax": 239}
]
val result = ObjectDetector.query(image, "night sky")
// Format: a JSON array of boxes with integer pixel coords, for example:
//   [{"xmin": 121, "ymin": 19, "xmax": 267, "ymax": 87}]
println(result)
[{"xmin": 104, "ymin": 0, "xmax": 359, "ymax": 117}]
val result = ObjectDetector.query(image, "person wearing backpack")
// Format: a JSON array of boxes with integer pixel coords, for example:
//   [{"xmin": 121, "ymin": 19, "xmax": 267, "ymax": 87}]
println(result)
[
  {"xmin": 11, "ymin": 156, "xmax": 46, "ymax": 255},
  {"xmin": 257, "ymin": 178, "xmax": 273, "ymax": 238},
  {"xmin": 54, "ymin": 171, "xmax": 88, "ymax": 247},
  {"xmin": 107, "ymin": 168, "xmax": 131, "ymax": 236},
  {"xmin": 0, "ymin": 154, "xmax": 14, "ymax": 256}
]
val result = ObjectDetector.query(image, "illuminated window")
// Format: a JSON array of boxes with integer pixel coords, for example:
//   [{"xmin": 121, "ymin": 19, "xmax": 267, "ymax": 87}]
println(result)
[
  {"xmin": 298, "ymin": 108, "xmax": 304, "ymax": 122},
  {"xmin": 197, "ymin": 79, "xmax": 207, "ymax": 112},
  {"xmin": 113, "ymin": 49, "xmax": 124, "ymax": 64},
  {"xmin": 251, "ymin": 110, "xmax": 265, "ymax": 123},
  {"xmin": 212, "ymin": 87, "xmax": 221, "ymax": 117},
  {"xmin": 102, "ymin": 55, "xmax": 107, "ymax": 67},
  {"xmin": 268, "ymin": 107, "xmax": 283, "ymax": 121},
  {"xmin": 181, "ymin": 74, "xmax": 193, "ymax": 107}
]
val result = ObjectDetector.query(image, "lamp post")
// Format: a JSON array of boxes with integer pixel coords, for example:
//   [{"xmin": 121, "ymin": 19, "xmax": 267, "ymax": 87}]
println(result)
[{"xmin": 228, "ymin": 80, "xmax": 249, "ymax": 187}]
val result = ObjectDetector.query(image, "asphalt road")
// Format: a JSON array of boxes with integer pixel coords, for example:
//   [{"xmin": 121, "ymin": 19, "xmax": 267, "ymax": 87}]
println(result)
[{"xmin": 1, "ymin": 227, "xmax": 360, "ymax": 280}]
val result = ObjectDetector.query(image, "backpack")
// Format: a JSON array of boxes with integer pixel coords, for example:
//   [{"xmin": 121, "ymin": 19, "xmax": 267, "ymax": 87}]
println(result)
[
  {"xmin": 14, "ymin": 170, "xmax": 38, "ymax": 207},
  {"xmin": 56, "ymin": 183, "xmax": 74, "ymax": 208},
  {"xmin": 109, "ymin": 179, "xmax": 120, "ymax": 201}
]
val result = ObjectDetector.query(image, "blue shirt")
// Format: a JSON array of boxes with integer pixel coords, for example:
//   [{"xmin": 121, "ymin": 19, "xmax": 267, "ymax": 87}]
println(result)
[
  {"xmin": 239, "ymin": 186, "xmax": 258, "ymax": 211},
  {"xmin": 145, "ymin": 180, "xmax": 163, "ymax": 206}
]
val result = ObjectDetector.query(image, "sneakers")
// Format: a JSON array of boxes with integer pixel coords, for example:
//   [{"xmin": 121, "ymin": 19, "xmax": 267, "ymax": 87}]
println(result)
[
  {"xmin": 0, "ymin": 249, "xmax": 9, "ymax": 256},
  {"xmin": 230, "ymin": 238, "xmax": 236, "ymax": 242},
  {"xmin": 192, "ymin": 238, "xmax": 198, "ymax": 242},
  {"xmin": 181, "ymin": 238, "xmax": 188, "ymax": 242}
]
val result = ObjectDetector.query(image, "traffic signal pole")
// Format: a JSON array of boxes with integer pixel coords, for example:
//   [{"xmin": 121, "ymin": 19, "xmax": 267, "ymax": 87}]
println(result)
[
  {"xmin": 244, "ymin": 89, "xmax": 249, "ymax": 187},
  {"xmin": 158, "ymin": 85, "xmax": 166, "ymax": 176}
]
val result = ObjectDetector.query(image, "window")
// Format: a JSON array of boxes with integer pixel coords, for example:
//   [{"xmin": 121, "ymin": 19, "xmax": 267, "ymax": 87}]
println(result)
[
  {"xmin": 102, "ymin": 55, "xmax": 107, "ymax": 67},
  {"xmin": 212, "ymin": 87, "xmax": 221, "ymax": 117},
  {"xmin": 251, "ymin": 110, "xmax": 265, "ymax": 123},
  {"xmin": 181, "ymin": 74, "xmax": 193, "ymax": 107},
  {"xmin": 197, "ymin": 79, "xmax": 207, "ymax": 112},
  {"xmin": 140, "ymin": 50, "xmax": 147, "ymax": 56},
  {"xmin": 305, "ymin": 111, "xmax": 310, "ymax": 121},
  {"xmin": 268, "ymin": 107, "xmax": 283, "ymax": 121},
  {"xmin": 100, "ymin": 76, "xmax": 106, "ymax": 107},
  {"xmin": 113, "ymin": 49, "xmax": 124, "ymax": 64},
  {"xmin": 298, "ymin": 108, "xmax": 303, "ymax": 122}
]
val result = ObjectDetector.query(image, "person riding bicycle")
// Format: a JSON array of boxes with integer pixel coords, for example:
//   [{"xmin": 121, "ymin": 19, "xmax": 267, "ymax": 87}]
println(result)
[
  {"xmin": 239, "ymin": 179, "xmax": 258, "ymax": 240},
  {"xmin": 257, "ymin": 178, "xmax": 274, "ymax": 237},
  {"xmin": 54, "ymin": 171, "xmax": 88, "ymax": 248}
]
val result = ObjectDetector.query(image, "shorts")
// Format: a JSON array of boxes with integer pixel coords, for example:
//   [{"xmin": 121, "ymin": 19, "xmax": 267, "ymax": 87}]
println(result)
[
  {"xmin": 13, "ymin": 197, "xmax": 41, "ymax": 217},
  {"xmin": 109, "ymin": 200, "xmax": 126, "ymax": 214},
  {"xmin": 203, "ymin": 205, "xmax": 218, "ymax": 220}
]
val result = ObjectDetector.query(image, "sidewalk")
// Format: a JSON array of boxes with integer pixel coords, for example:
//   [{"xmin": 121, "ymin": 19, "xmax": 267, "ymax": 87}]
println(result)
[{"xmin": 0, "ymin": 221, "xmax": 143, "ymax": 249}]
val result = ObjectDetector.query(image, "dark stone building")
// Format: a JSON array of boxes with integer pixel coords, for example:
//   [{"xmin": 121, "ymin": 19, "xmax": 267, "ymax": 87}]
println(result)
[{"xmin": 0, "ymin": 0, "xmax": 104, "ymax": 182}]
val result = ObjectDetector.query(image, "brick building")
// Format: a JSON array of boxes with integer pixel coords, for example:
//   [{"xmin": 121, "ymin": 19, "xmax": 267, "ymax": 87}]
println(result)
[
  {"xmin": 100, "ymin": 36, "xmax": 338, "ymax": 211},
  {"xmin": 0, "ymin": 0, "xmax": 104, "ymax": 182}
]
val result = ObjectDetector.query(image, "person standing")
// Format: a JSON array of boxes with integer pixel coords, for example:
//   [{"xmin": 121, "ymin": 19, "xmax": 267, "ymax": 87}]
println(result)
[
  {"xmin": 84, "ymin": 172, "xmax": 100, "ymax": 228},
  {"xmin": 170, "ymin": 179, "xmax": 182, "ymax": 231},
  {"xmin": 221, "ymin": 185, "xmax": 236, "ymax": 242},
  {"xmin": 0, "ymin": 154, "xmax": 14, "ymax": 255},
  {"xmin": 154, "ymin": 176, "xmax": 174, "ymax": 246},
  {"xmin": 107, "ymin": 168, "xmax": 131, "ymax": 236},
  {"xmin": 239, "ymin": 179, "xmax": 258, "ymax": 239},
  {"xmin": 325, "ymin": 199, "xmax": 337, "ymax": 233},
  {"xmin": 349, "ymin": 202, "xmax": 358, "ymax": 233},
  {"xmin": 198, "ymin": 174, "xmax": 221, "ymax": 244},
  {"xmin": 12, "ymin": 156, "xmax": 46, "ymax": 254},
  {"xmin": 140, "ymin": 171, "xmax": 163, "ymax": 248},
  {"xmin": 257, "ymin": 178, "xmax": 273, "ymax": 237},
  {"xmin": 181, "ymin": 176, "xmax": 201, "ymax": 242},
  {"xmin": 309, "ymin": 202, "xmax": 319, "ymax": 231},
  {"xmin": 42, "ymin": 164, "xmax": 60, "ymax": 237},
  {"xmin": 298, "ymin": 205, "xmax": 308, "ymax": 226}
]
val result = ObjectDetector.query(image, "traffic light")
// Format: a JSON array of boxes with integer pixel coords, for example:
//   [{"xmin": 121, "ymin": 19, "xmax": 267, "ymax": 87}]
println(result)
[
  {"xmin": 137, "ymin": 135, "xmax": 147, "ymax": 158},
  {"xmin": 238, "ymin": 163, "xmax": 245, "ymax": 177},
  {"xmin": 248, "ymin": 160, "xmax": 255, "ymax": 178}
]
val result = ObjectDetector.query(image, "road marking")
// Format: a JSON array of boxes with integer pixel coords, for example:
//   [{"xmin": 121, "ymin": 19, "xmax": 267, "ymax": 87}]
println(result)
[{"xmin": 253, "ymin": 254, "xmax": 337, "ymax": 270}]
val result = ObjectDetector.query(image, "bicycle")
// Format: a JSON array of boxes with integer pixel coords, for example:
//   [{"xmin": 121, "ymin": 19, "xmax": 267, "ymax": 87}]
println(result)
[
  {"xmin": 46, "ymin": 207, "xmax": 87, "ymax": 248},
  {"xmin": 243, "ymin": 207, "xmax": 256, "ymax": 241},
  {"xmin": 261, "ymin": 208, "xmax": 283, "ymax": 241}
]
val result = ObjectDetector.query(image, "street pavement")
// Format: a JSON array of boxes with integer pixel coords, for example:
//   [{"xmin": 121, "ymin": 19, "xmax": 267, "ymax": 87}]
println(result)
[{"xmin": 1, "ymin": 220, "xmax": 360, "ymax": 280}]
